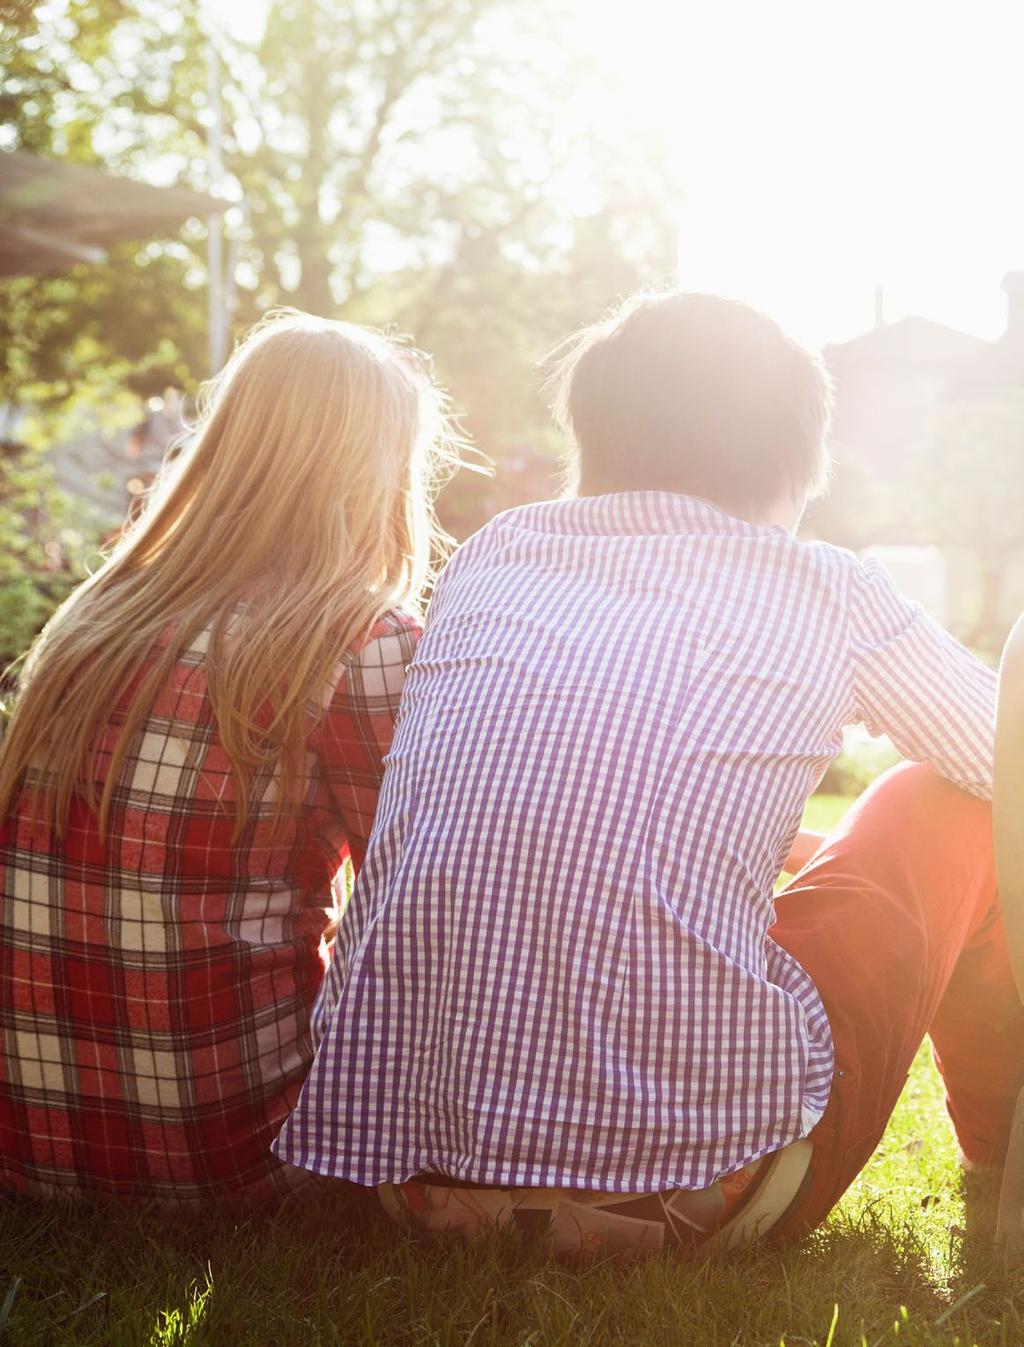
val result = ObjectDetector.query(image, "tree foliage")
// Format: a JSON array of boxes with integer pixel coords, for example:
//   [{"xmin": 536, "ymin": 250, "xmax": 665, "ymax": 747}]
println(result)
[
  {"xmin": 0, "ymin": 0, "xmax": 679, "ymax": 657},
  {"xmin": 914, "ymin": 392, "xmax": 1024, "ymax": 648},
  {"xmin": 0, "ymin": 0, "xmax": 210, "ymax": 427},
  {"xmin": 2, "ymin": 0, "xmax": 678, "ymax": 444},
  {"xmin": 0, "ymin": 439, "xmax": 96, "ymax": 675}
]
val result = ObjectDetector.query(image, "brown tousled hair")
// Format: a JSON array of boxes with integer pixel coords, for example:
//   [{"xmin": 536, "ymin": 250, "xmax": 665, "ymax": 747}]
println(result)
[{"xmin": 547, "ymin": 290, "xmax": 832, "ymax": 520}]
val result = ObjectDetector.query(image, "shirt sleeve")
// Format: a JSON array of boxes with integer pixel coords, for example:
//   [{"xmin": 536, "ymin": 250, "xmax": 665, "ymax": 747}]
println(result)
[
  {"xmin": 848, "ymin": 556, "xmax": 995, "ymax": 798},
  {"xmin": 312, "ymin": 613, "xmax": 421, "ymax": 870}
]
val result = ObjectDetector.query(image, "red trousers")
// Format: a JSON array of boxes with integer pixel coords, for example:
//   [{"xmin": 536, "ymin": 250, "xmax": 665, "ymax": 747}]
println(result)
[{"xmin": 771, "ymin": 763, "xmax": 1024, "ymax": 1235}]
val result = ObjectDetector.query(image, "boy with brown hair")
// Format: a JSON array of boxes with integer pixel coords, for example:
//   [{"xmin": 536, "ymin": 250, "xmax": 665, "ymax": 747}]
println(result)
[{"xmin": 277, "ymin": 291, "xmax": 1023, "ymax": 1256}]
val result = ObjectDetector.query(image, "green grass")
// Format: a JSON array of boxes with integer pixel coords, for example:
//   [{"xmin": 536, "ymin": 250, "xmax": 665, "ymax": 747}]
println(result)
[
  {"xmin": 2, "ymin": 794, "xmax": 1021, "ymax": 1346},
  {"xmin": 3, "ymin": 1073, "xmax": 1020, "ymax": 1347},
  {"xmin": 802, "ymin": 793, "xmax": 853, "ymax": 836}
]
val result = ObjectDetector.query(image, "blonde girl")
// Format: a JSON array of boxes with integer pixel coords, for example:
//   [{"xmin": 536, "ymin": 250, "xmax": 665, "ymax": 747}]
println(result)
[{"xmin": 0, "ymin": 310, "xmax": 452, "ymax": 1203}]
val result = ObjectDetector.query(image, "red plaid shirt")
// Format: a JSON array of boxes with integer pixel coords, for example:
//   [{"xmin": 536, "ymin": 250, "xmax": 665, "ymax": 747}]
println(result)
[{"xmin": 0, "ymin": 609, "xmax": 420, "ymax": 1203}]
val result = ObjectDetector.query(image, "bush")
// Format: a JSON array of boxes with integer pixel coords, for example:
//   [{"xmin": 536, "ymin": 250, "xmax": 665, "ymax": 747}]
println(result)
[
  {"xmin": 818, "ymin": 732, "xmax": 901, "ymax": 797},
  {"xmin": 0, "ymin": 444, "xmax": 98, "ymax": 681}
]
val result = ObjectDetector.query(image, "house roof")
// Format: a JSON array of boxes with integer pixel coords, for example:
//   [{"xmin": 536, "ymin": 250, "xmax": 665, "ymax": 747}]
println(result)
[
  {"xmin": 825, "ymin": 315, "xmax": 988, "ymax": 372},
  {"xmin": 0, "ymin": 150, "xmax": 224, "ymax": 278}
]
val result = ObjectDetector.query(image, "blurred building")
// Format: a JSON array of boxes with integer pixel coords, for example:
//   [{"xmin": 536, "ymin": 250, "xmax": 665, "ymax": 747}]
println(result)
[
  {"xmin": 1, "ymin": 395, "xmax": 185, "ymax": 531},
  {"xmin": 48, "ymin": 396, "xmax": 185, "ymax": 526},
  {"xmin": 825, "ymin": 272, "xmax": 1024, "ymax": 474},
  {"xmin": 819, "ymin": 272, "xmax": 1024, "ymax": 638}
]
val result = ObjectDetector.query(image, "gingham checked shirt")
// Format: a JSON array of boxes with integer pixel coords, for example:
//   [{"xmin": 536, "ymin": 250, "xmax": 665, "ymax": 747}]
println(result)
[
  {"xmin": 275, "ymin": 492, "xmax": 996, "ymax": 1192},
  {"xmin": 0, "ymin": 608, "xmax": 419, "ymax": 1202}
]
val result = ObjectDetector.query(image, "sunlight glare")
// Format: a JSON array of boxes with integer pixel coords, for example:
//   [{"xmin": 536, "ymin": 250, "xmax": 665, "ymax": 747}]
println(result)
[
  {"xmin": 200, "ymin": 0, "xmax": 269, "ymax": 44},
  {"xmin": 200, "ymin": 0, "xmax": 1024, "ymax": 348},
  {"xmin": 577, "ymin": 0, "xmax": 1024, "ymax": 345}
]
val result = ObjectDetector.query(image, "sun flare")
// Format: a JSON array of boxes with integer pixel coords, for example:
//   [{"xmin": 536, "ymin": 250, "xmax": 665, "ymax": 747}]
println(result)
[
  {"xmin": 582, "ymin": 0, "xmax": 1024, "ymax": 344},
  {"xmin": 195, "ymin": 0, "xmax": 1024, "ymax": 347}
]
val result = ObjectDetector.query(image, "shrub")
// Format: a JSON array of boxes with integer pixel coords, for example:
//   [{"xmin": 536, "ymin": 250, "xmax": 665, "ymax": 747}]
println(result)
[
  {"xmin": 819, "ymin": 732, "xmax": 901, "ymax": 797},
  {"xmin": 0, "ymin": 444, "xmax": 98, "ymax": 682}
]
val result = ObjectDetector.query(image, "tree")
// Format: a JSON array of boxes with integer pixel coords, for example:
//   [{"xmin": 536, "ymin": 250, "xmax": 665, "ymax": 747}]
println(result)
[
  {"xmin": 0, "ymin": 436, "xmax": 97, "ymax": 675},
  {"xmin": 2, "ymin": 0, "xmax": 680, "ymax": 544},
  {"xmin": 0, "ymin": 0, "xmax": 682, "ymax": 663},
  {"xmin": 233, "ymin": 0, "xmax": 676, "ymax": 314},
  {"xmin": 803, "ymin": 450, "xmax": 898, "ymax": 553},
  {"xmin": 0, "ymin": 0, "xmax": 211, "ymax": 428},
  {"xmin": 914, "ymin": 392, "xmax": 1024, "ymax": 650},
  {"xmin": 3, "ymin": 0, "xmax": 677, "ymax": 407}
]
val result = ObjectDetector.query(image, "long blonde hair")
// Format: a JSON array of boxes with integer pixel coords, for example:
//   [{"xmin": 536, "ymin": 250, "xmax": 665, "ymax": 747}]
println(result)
[{"xmin": 0, "ymin": 309, "xmax": 456, "ymax": 837}]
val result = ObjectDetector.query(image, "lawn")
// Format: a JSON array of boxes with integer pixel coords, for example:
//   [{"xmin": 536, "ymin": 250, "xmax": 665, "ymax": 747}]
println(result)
[
  {"xmin": 2, "ymin": 794, "xmax": 1021, "ymax": 1346},
  {"xmin": 801, "ymin": 793, "xmax": 852, "ymax": 837}
]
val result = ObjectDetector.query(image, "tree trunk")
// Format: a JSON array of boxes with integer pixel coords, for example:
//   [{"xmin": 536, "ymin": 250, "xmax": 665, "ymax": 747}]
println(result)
[{"xmin": 292, "ymin": 43, "xmax": 334, "ymax": 316}]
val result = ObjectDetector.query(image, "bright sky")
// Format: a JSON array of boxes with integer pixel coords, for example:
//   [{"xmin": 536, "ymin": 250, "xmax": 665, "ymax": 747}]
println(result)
[
  {"xmin": 204, "ymin": 0, "xmax": 1024, "ymax": 348},
  {"xmin": 583, "ymin": 0, "xmax": 1024, "ymax": 346}
]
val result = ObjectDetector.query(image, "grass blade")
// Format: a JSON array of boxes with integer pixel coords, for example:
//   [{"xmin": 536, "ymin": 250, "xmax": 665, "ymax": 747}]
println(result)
[
  {"xmin": 934, "ymin": 1282, "xmax": 986, "ymax": 1327},
  {"xmin": 824, "ymin": 1302, "xmax": 839, "ymax": 1347},
  {"xmin": 0, "ymin": 1277, "xmax": 21, "ymax": 1337}
]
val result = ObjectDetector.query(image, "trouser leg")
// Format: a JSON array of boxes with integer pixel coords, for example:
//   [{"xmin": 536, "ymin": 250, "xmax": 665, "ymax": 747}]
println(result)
[{"xmin": 769, "ymin": 763, "xmax": 1024, "ymax": 1236}]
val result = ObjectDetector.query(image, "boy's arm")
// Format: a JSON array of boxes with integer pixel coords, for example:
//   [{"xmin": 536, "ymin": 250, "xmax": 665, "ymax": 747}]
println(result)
[
  {"xmin": 850, "ymin": 557, "xmax": 996, "ymax": 799},
  {"xmin": 995, "ymin": 617, "xmax": 1024, "ymax": 1004}
]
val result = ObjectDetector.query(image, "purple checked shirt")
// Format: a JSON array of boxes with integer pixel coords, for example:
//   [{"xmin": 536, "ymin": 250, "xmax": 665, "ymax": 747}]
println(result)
[{"xmin": 275, "ymin": 492, "xmax": 996, "ymax": 1192}]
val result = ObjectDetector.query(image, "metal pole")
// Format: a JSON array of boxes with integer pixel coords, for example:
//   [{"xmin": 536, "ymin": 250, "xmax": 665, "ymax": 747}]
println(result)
[{"xmin": 206, "ymin": 36, "xmax": 227, "ymax": 375}]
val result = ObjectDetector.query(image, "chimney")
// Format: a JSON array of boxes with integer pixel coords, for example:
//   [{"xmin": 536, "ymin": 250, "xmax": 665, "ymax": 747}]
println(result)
[
  {"xmin": 1001, "ymin": 271, "xmax": 1024, "ymax": 351},
  {"xmin": 874, "ymin": 286, "xmax": 886, "ymax": 329}
]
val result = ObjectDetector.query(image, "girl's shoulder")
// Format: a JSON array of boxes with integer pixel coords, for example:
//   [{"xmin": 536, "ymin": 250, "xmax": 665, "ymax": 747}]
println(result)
[
  {"xmin": 364, "ymin": 607, "xmax": 422, "ymax": 640},
  {"xmin": 317, "ymin": 608, "xmax": 422, "ymax": 719},
  {"xmin": 356, "ymin": 608, "xmax": 422, "ymax": 666}
]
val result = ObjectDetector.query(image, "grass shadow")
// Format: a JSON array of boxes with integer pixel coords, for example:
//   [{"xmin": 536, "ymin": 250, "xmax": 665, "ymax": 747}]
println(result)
[{"xmin": 5, "ymin": 1186, "xmax": 1024, "ymax": 1346}]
